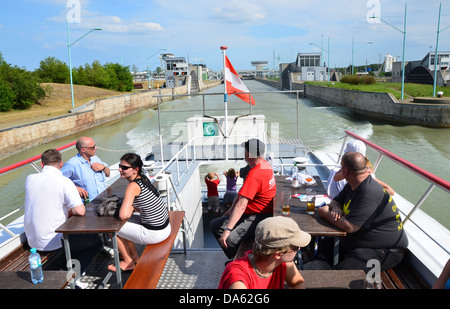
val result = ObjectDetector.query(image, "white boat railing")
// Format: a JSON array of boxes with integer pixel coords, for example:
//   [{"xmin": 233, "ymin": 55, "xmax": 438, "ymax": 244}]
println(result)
[{"xmin": 152, "ymin": 134, "xmax": 260, "ymax": 186}]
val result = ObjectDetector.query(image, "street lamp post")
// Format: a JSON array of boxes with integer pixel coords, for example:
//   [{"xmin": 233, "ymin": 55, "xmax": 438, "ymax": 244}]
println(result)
[
  {"xmin": 351, "ymin": 36, "xmax": 373, "ymax": 75},
  {"xmin": 370, "ymin": 4, "xmax": 407, "ymax": 100},
  {"xmin": 433, "ymin": 2, "xmax": 450, "ymax": 97},
  {"xmin": 147, "ymin": 48, "xmax": 167, "ymax": 90},
  {"xmin": 309, "ymin": 37, "xmax": 330, "ymax": 82},
  {"xmin": 67, "ymin": 21, "xmax": 101, "ymax": 109}
]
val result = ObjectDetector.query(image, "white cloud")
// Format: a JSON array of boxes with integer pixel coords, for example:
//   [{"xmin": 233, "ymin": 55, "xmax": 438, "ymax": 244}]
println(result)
[
  {"xmin": 91, "ymin": 18, "xmax": 163, "ymax": 33},
  {"xmin": 47, "ymin": 7, "xmax": 163, "ymax": 34},
  {"xmin": 210, "ymin": 1, "xmax": 266, "ymax": 23}
]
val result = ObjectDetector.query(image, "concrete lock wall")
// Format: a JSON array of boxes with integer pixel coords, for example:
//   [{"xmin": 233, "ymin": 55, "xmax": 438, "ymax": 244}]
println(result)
[
  {"xmin": 256, "ymin": 78, "xmax": 450, "ymax": 128},
  {"xmin": 0, "ymin": 81, "xmax": 221, "ymax": 160}
]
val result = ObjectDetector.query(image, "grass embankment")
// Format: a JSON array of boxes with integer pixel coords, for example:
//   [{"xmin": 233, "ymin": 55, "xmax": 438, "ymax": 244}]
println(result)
[
  {"xmin": 305, "ymin": 81, "xmax": 449, "ymax": 100},
  {"xmin": 0, "ymin": 83, "xmax": 129, "ymax": 130}
]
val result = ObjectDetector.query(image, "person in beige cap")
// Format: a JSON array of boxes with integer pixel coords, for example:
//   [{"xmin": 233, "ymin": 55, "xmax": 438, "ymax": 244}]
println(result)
[{"xmin": 218, "ymin": 216, "xmax": 311, "ymax": 289}]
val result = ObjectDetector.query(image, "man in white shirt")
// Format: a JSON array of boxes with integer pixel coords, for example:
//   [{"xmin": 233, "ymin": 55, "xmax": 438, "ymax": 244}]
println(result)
[
  {"xmin": 24, "ymin": 149, "xmax": 102, "ymax": 277},
  {"xmin": 25, "ymin": 149, "xmax": 85, "ymax": 251}
]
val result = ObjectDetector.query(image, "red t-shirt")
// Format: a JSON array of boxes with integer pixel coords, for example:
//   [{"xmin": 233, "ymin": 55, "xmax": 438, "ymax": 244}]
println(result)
[
  {"xmin": 218, "ymin": 250, "xmax": 286, "ymax": 289},
  {"xmin": 239, "ymin": 160, "xmax": 276, "ymax": 214},
  {"xmin": 205, "ymin": 177, "xmax": 220, "ymax": 197}
]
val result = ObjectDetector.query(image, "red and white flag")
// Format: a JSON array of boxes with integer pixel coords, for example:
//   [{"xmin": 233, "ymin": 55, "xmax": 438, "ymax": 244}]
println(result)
[{"xmin": 224, "ymin": 55, "xmax": 255, "ymax": 105}]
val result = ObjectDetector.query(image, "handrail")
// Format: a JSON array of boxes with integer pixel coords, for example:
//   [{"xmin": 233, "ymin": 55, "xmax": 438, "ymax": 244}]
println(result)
[
  {"xmin": 345, "ymin": 131, "xmax": 450, "ymax": 193},
  {"xmin": 0, "ymin": 141, "xmax": 77, "ymax": 175}
]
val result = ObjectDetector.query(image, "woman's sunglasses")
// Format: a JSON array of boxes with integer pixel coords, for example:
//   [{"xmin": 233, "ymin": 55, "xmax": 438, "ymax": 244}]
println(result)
[{"xmin": 119, "ymin": 164, "xmax": 133, "ymax": 170}]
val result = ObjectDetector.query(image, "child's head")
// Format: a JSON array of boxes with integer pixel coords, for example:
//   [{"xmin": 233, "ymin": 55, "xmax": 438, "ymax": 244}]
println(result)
[
  {"xmin": 227, "ymin": 168, "xmax": 236, "ymax": 178},
  {"xmin": 207, "ymin": 171, "xmax": 215, "ymax": 180},
  {"xmin": 252, "ymin": 216, "xmax": 311, "ymax": 258}
]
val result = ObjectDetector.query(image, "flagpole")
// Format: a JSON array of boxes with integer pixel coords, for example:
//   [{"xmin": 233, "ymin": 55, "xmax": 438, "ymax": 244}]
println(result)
[
  {"xmin": 220, "ymin": 46, "xmax": 229, "ymax": 161},
  {"xmin": 220, "ymin": 46, "xmax": 228, "ymax": 139}
]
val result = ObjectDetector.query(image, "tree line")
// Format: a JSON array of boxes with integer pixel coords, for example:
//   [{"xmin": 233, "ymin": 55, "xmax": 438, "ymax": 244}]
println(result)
[{"xmin": 0, "ymin": 52, "xmax": 133, "ymax": 112}]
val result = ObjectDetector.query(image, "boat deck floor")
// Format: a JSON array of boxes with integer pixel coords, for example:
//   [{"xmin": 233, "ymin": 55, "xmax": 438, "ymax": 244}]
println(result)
[
  {"xmin": 75, "ymin": 211, "xmax": 330, "ymax": 289},
  {"xmin": 75, "ymin": 211, "xmax": 228, "ymax": 289},
  {"xmin": 77, "ymin": 246, "xmax": 228, "ymax": 289}
]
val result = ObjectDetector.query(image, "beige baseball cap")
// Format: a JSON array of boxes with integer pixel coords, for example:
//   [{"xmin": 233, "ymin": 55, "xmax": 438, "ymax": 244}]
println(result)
[{"xmin": 255, "ymin": 216, "xmax": 311, "ymax": 249}]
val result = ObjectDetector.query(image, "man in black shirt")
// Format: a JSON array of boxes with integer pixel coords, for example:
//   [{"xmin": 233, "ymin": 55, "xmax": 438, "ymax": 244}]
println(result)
[{"xmin": 317, "ymin": 152, "xmax": 408, "ymax": 271}]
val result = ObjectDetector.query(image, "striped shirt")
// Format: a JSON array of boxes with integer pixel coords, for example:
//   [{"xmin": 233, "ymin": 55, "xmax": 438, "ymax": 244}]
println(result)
[{"xmin": 133, "ymin": 176, "xmax": 169, "ymax": 230}]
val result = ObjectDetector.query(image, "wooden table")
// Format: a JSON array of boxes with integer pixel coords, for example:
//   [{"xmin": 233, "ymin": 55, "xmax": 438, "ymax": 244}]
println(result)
[
  {"xmin": 274, "ymin": 176, "xmax": 346, "ymax": 268},
  {"xmin": 0, "ymin": 271, "xmax": 75, "ymax": 289},
  {"xmin": 56, "ymin": 177, "xmax": 128, "ymax": 288},
  {"xmin": 301, "ymin": 270, "xmax": 366, "ymax": 289}
]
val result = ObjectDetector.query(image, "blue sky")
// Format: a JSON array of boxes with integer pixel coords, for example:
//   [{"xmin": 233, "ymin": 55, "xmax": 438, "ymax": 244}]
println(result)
[{"xmin": 0, "ymin": 0, "xmax": 449, "ymax": 72}]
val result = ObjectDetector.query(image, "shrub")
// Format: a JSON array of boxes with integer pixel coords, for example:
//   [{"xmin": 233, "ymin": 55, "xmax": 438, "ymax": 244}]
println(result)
[
  {"xmin": 35, "ymin": 56, "xmax": 69, "ymax": 83},
  {"xmin": 0, "ymin": 62, "xmax": 46, "ymax": 111},
  {"xmin": 0, "ymin": 76, "xmax": 14, "ymax": 112},
  {"xmin": 341, "ymin": 74, "xmax": 375, "ymax": 85},
  {"xmin": 72, "ymin": 61, "xmax": 133, "ymax": 92},
  {"xmin": 362, "ymin": 75, "xmax": 376, "ymax": 85}
]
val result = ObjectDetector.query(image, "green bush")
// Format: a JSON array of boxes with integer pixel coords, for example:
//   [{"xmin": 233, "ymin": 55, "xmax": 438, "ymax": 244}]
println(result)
[
  {"xmin": 0, "ymin": 51, "xmax": 134, "ymax": 112},
  {"xmin": 362, "ymin": 75, "xmax": 376, "ymax": 85},
  {"xmin": 72, "ymin": 61, "xmax": 133, "ymax": 92},
  {"xmin": 35, "ymin": 57, "xmax": 69, "ymax": 83},
  {"xmin": 0, "ymin": 62, "xmax": 46, "ymax": 111},
  {"xmin": 341, "ymin": 74, "xmax": 375, "ymax": 85},
  {"xmin": 0, "ymin": 76, "xmax": 14, "ymax": 112}
]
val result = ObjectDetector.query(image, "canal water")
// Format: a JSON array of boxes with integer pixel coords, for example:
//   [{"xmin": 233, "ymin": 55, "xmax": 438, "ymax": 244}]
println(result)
[{"xmin": 0, "ymin": 80, "xmax": 449, "ymax": 228}]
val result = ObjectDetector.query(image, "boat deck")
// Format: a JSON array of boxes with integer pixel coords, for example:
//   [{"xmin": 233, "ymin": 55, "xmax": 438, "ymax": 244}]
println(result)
[
  {"xmin": 73, "ymin": 141, "xmax": 335, "ymax": 289},
  {"xmin": 75, "ymin": 210, "xmax": 332, "ymax": 289},
  {"xmin": 77, "ymin": 247, "xmax": 228, "ymax": 289},
  {"xmin": 74, "ymin": 211, "xmax": 227, "ymax": 289}
]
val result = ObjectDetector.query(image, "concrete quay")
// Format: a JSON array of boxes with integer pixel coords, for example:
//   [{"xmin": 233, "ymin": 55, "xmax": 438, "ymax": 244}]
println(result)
[{"xmin": 256, "ymin": 78, "xmax": 450, "ymax": 128}]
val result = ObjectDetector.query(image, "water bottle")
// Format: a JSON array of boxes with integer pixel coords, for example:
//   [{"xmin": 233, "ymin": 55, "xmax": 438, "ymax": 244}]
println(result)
[
  {"xmin": 29, "ymin": 248, "xmax": 44, "ymax": 284},
  {"xmin": 291, "ymin": 163, "xmax": 298, "ymax": 177},
  {"xmin": 84, "ymin": 195, "xmax": 90, "ymax": 205},
  {"xmin": 291, "ymin": 164, "xmax": 300, "ymax": 188}
]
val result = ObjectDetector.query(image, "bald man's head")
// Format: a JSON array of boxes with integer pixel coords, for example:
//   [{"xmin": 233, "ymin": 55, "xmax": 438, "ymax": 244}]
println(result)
[{"xmin": 341, "ymin": 152, "xmax": 367, "ymax": 175}]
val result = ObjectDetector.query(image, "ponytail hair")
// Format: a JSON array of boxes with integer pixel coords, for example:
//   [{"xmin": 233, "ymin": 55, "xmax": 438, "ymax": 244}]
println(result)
[
  {"xmin": 121, "ymin": 152, "xmax": 161, "ymax": 197},
  {"xmin": 120, "ymin": 153, "xmax": 143, "ymax": 176}
]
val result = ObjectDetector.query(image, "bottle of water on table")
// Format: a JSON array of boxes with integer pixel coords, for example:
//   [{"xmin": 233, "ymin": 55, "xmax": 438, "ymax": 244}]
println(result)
[
  {"xmin": 291, "ymin": 163, "xmax": 300, "ymax": 188},
  {"xmin": 291, "ymin": 163, "xmax": 298, "ymax": 177},
  {"xmin": 29, "ymin": 248, "xmax": 44, "ymax": 284}
]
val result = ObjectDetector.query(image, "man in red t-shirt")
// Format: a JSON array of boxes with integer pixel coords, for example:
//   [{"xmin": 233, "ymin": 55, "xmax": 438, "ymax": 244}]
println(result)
[{"xmin": 211, "ymin": 139, "xmax": 276, "ymax": 259}]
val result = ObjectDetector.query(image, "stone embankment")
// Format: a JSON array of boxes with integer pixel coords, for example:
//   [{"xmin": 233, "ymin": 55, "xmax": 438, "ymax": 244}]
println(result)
[
  {"xmin": 256, "ymin": 78, "xmax": 450, "ymax": 128},
  {"xmin": 0, "ymin": 81, "xmax": 221, "ymax": 160}
]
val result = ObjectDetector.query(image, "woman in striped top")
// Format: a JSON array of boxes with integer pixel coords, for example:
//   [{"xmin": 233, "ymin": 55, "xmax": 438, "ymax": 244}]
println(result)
[{"xmin": 108, "ymin": 153, "xmax": 170, "ymax": 272}]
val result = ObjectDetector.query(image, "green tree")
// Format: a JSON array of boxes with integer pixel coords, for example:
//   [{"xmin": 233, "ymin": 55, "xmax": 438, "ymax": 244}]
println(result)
[
  {"xmin": 0, "ymin": 75, "xmax": 14, "ymax": 111},
  {"xmin": 72, "ymin": 64, "xmax": 88, "ymax": 85},
  {"xmin": 0, "ymin": 62, "xmax": 46, "ymax": 111},
  {"xmin": 90, "ymin": 60, "xmax": 108, "ymax": 88},
  {"xmin": 104, "ymin": 62, "xmax": 133, "ymax": 92},
  {"xmin": 35, "ymin": 56, "xmax": 69, "ymax": 83}
]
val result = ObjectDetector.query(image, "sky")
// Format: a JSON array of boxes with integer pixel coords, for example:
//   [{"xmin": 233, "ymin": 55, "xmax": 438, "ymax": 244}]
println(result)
[{"xmin": 0, "ymin": 0, "xmax": 449, "ymax": 72}]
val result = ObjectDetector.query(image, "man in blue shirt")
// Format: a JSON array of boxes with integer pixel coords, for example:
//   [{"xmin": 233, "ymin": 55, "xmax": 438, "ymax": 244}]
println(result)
[{"xmin": 62, "ymin": 136, "xmax": 110, "ymax": 201}]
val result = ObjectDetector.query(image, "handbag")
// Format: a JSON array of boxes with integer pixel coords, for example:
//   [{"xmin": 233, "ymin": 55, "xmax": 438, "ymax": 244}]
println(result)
[{"xmin": 96, "ymin": 195, "xmax": 122, "ymax": 218}]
